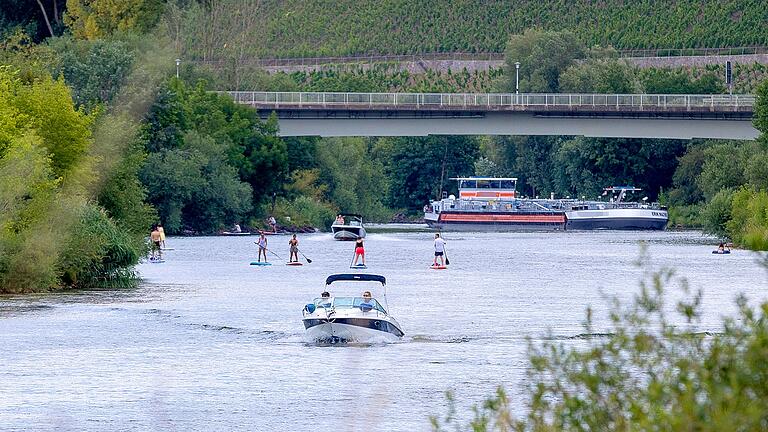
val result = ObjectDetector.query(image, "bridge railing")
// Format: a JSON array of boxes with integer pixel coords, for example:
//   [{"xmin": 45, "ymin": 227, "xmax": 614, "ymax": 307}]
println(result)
[{"xmin": 225, "ymin": 91, "xmax": 755, "ymax": 110}]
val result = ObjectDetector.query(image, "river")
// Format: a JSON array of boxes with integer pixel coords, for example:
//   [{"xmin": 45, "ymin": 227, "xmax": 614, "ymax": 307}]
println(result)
[{"xmin": 1, "ymin": 230, "xmax": 766, "ymax": 431}]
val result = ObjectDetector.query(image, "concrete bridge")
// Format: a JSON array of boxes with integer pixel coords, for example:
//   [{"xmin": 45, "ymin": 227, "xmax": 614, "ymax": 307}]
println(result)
[{"xmin": 225, "ymin": 91, "xmax": 758, "ymax": 140}]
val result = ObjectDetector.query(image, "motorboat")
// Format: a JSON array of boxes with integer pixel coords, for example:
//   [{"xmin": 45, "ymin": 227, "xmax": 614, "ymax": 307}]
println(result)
[
  {"xmin": 302, "ymin": 273, "xmax": 404, "ymax": 343},
  {"xmin": 331, "ymin": 213, "xmax": 367, "ymax": 240}
]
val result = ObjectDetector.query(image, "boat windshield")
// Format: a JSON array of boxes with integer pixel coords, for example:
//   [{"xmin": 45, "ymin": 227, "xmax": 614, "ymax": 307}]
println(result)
[{"xmin": 316, "ymin": 296, "xmax": 386, "ymax": 313}]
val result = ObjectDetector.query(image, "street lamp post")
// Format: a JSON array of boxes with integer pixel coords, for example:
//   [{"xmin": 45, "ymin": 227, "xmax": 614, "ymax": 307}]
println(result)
[
  {"xmin": 514, "ymin": 62, "xmax": 520, "ymax": 95},
  {"xmin": 175, "ymin": 58, "xmax": 181, "ymax": 78}
]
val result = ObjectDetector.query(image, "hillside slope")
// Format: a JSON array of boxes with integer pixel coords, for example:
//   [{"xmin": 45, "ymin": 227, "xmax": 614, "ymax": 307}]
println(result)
[{"xmin": 172, "ymin": 0, "xmax": 768, "ymax": 59}]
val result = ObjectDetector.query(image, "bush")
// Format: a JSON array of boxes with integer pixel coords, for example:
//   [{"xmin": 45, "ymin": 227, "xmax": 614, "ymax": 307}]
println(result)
[
  {"xmin": 701, "ymin": 189, "xmax": 735, "ymax": 238},
  {"xmin": 271, "ymin": 196, "xmax": 337, "ymax": 230},
  {"xmin": 58, "ymin": 203, "xmax": 145, "ymax": 288}
]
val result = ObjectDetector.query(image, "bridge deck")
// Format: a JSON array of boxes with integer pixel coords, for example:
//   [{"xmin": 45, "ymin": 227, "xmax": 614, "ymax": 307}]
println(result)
[{"xmin": 226, "ymin": 91, "xmax": 754, "ymax": 115}]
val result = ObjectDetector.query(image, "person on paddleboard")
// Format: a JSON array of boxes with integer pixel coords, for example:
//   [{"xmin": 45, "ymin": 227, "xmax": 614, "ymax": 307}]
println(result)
[
  {"xmin": 433, "ymin": 233, "xmax": 446, "ymax": 267},
  {"xmin": 288, "ymin": 234, "xmax": 299, "ymax": 263},
  {"xmin": 158, "ymin": 223, "xmax": 166, "ymax": 249},
  {"xmin": 256, "ymin": 233, "xmax": 268, "ymax": 262},
  {"xmin": 353, "ymin": 237, "xmax": 365, "ymax": 266},
  {"xmin": 150, "ymin": 224, "xmax": 162, "ymax": 260}
]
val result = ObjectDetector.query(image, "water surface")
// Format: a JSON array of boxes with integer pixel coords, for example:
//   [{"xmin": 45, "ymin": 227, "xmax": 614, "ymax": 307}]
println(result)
[{"xmin": 1, "ymin": 231, "xmax": 766, "ymax": 431}]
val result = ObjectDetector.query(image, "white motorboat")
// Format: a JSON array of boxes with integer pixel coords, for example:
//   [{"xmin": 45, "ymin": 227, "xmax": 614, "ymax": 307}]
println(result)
[
  {"xmin": 302, "ymin": 273, "xmax": 404, "ymax": 343},
  {"xmin": 331, "ymin": 213, "xmax": 366, "ymax": 240}
]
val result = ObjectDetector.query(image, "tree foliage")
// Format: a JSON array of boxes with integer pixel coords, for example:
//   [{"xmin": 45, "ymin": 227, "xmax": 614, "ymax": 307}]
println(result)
[
  {"xmin": 64, "ymin": 0, "xmax": 164, "ymax": 40},
  {"xmin": 140, "ymin": 80, "xmax": 286, "ymax": 233},
  {"xmin": 380, "ymin": 136, "xmax": 480, "ymax": 211},
  {"xmin": 501, "ymin": 29, "xmax": 584, "ymax": 93},
  {"xmin": 0, "ymin": 66, "xmax": 147, "ymax": 293}
]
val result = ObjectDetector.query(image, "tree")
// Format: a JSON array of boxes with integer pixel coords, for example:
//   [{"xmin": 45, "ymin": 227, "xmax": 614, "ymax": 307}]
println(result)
[
  {"xmin": 640, "ymin": 68, "xmax": 724, "ymax": 94},
  {"xmin": 500, "ymin": 29, "xmax": 585, "ymax": 93},
  {"xmin": 559, "ymin": 59, "xmax": 638, "ymax": 93},
  {"xmin": 47, "ymin": 36, "xmax": 135, "ymax": 109},
  {"xmin": 64, "ymin": 0, "xmax": 164, "ymax": 40},
  {"xmin": 755, "ymin": 79, "xmax": 768, "ymax": 138},
  {"xmin": 381, "ymin": 136, "xmax": 479, "ymax": 211},
  {"xmin": 140, "ymin": 131, "xmax": 252, "ymax": 233}
]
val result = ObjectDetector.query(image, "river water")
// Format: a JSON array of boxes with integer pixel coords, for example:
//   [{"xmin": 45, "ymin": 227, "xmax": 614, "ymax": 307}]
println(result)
[{"xmin": 1, "ymin": 230, "xmax": 766, "ymax": 431}]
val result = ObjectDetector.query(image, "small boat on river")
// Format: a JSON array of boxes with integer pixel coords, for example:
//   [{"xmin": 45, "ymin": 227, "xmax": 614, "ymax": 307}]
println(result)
[
  {"xmin": 331, "ymin": 213, "xmax": 367, "ymax": 240},
  {"xmin": 302, "ymin": 273, "xmax": 404, "ymax": 343}
]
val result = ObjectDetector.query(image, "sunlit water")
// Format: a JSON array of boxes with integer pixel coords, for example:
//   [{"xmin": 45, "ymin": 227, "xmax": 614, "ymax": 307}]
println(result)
[{"xmin": 1, "ymin": 230, "xmax": 766, "ymax": 431}]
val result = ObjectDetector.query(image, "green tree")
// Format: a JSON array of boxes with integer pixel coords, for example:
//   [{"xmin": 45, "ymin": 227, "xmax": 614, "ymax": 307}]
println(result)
[
  {"xmin": 8, "ymin": 72, "xmax": 93, "ymax": 175},
  {"xmin": 701, "ymin": 188, "xmax": 735, "ymax": 238},
  {"xmin": 500, "ymin": 29, "xmax": 584, "ymax": 93},
  {"xmin": 64, "ymin": 0, "xmax": 164, "ymax": 40},
  {"xmin": 667, "ymin": 142, "xmax": 709, "ymax": 206},
  {"xmin": 559, "ymin": 59, "xmax": 638, "ymax": 93},
  {"xmin": 381, "ymin": 136, "xmax": 479, "ymax": 211},
  {"xmin": 640, "ymin": 68, "xmax": 725, "ymax": 94},
  {"xmin": 47, "ymin": 35, "xmax": 134, "ymax": 109},
  {"xmin": 554, "ymin": 138, "xmax": 685, "ymax": 200},
  {"xmin": 141, "ymin": 131, "xmax": 252, "ymax": 233},
  {"xmin": 314, "ymin": 137, "xmax": 390, "ymax": 221},
  {"xmin": 697, "ymin": 142, "xmax": 750, "ymax": 200}
]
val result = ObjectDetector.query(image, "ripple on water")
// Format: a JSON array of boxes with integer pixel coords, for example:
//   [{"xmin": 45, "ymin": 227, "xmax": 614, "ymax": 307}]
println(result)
[{"xmin": 1, "ymin": 230, "xmax": 766, "ymax": 431}]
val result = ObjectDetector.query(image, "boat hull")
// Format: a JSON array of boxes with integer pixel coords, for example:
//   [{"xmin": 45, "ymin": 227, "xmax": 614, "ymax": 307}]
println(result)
[
  {"xmin": 332, "ymin": 227, "xmax": 366, "ymax": 240},
  {"xmin": 425, "ymin": 211, "xmax": 566, "ymax": 231},
  {"xmin": 303, "ymin": 318, "xmax": 403, "ymax": 342},
  {"xmin": 566, "ymin": 208, "xmax": 668, "ymax": 230}
]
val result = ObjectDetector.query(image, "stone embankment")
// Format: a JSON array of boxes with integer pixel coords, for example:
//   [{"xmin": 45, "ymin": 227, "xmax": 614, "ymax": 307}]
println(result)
[{"xmin": 249, "ymin": 54, "xmax": 768, "ymax": 74}]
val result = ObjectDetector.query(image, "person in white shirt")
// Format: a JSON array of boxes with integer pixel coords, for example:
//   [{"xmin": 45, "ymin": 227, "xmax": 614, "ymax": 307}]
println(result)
[{"xmin": 433, "ymin": 233, "xmax": 446, "ymax": 266}]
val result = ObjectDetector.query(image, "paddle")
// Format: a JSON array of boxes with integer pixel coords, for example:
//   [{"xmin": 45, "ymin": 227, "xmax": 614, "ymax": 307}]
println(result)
[
  {"xmin": 254, "ymin": 242, "xmax": 283, "ymax": 260},
  {"xmin": 297, "ymin": 248, "xmax": 313, "ymax": 264},
  {"xmin": 444, "ymin": 248, "xmax": 450, "ymax": 266}
]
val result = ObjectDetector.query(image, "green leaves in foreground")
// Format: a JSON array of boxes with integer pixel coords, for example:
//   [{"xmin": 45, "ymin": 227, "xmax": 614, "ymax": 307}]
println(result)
[{"xmin": 432, "ymin": 248, "xmax": 768, "ymax": 431}]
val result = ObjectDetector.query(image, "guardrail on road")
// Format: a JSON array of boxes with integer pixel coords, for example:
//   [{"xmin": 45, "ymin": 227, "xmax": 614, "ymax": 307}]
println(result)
[{"xmin": 224, "ymin": 91, "xmax": 755, "ymax": 111}]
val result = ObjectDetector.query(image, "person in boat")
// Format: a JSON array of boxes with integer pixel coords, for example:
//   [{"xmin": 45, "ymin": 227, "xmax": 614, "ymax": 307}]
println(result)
[
  {"xmin": 433, "ymin": 233, "xmax": 446, "ymax": 266},
  {"xmin": 288, "ymin": 234, "xmax": 299, "ymax": 262},
  {"xmin": 353, "ymin": 237, "xmax": 365, "ymax": 266},
  {"xmin": 233, "ymin": 223, "xmax": 242, "ymax": 233},
  {"xmin": 361, "ymin": 291, "xmax": 373, "ymax": 308},
  {"xmin": 318, "ymin": 291, "xmax": 332, "ymax": 307},
  {"xmin": 150, "ymin": 224, "xmax": 162, "ymax": 260},
  {"xmin": 717, "ymin": 243, "xmax": 725, "ymax": 253},
  {"xmin": 268, "ymin": 216, "xmax": 277, "ymax": 233},
  {"xmin": 256, "ymin": 233, "xmax": 268, "ymax": 262}
]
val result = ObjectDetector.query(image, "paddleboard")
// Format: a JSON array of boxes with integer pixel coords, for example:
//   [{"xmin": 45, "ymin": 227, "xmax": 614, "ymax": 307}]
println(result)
[
  {"xmin": 430, "ymin": 265, "xmax": 447, "ymax": 270},
  {"xmin": 149, "ymin": 259, "xmax": 165, "ymax": 264},
  {"xmin": 286, "ymin": 261, "xmax": 303, "ymax": 266},
  {"xmin": 350, "ymin": 264, "xmax": 367, "ymax": 269},
  {"xmin": 712, "ymin": 250, "xmax": 731, "ymax": 254},
  {"xmin": 250, "ymin": 262, "xmax": 272, "ymax": 266},
  {"xmin": 161, "ymin": 247, "xmax": 175, "ymax": 251}
]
